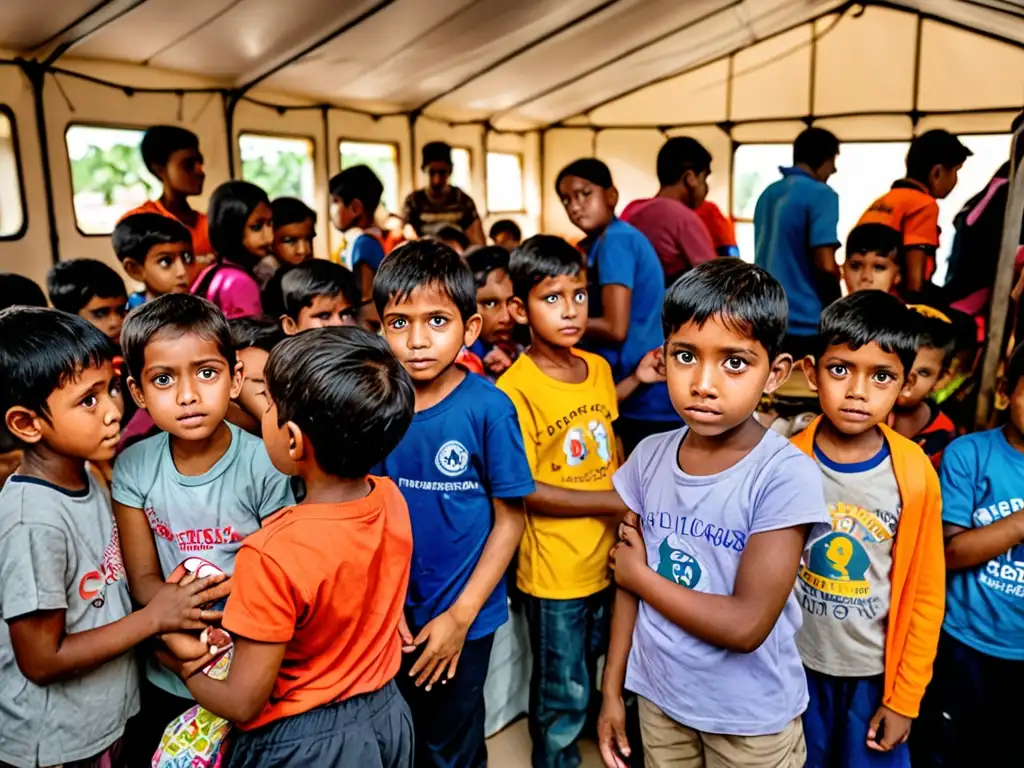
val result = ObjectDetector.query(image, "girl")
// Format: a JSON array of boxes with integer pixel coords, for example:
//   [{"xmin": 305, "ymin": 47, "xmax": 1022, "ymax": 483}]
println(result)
[{"xmin": 192, "ymin": 181, "xmax": 274, "ymax": 319}]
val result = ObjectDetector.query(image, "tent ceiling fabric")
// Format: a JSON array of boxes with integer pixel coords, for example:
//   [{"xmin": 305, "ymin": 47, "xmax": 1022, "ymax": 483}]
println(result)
[{"xmin": 0, "ymin": 0, "xmax": 1022, "ymax": 128}]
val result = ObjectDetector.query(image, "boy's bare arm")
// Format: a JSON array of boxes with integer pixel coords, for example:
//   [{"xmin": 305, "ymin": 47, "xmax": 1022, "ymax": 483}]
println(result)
[
  {"xmin": 113, "ymin": 501, "xmax": 169, "ymax": 604},
  {"xmin": 943, "ymin": 517, "xmax": 1024, "ymax": 570},
  {"xmin": 180, "ymin": 637, "xmax": 286, "ymax": 723},
  {"xmin": 903, "ymin": 248, "xmax": 929, "ymax": 295},
  {"xmin": 598, "ymin": 587, "xmax": 638, "ymax": 768},
  {"xmin": 526, "ymin": 484, "xmax": 628, "ymax": 520}
]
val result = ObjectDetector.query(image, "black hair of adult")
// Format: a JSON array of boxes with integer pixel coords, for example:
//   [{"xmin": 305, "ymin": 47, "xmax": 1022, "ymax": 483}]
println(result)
[
  {"xmin": 905, "ymin": 130, "xmax": 973, "ymax": 185},
  {"xmin": 508, "ymin": 235, "xmax": 585, "ymax": 302},
  {"xmin": 0, "ymin": 273, "xmax": 48, "ymax": 311},
  {"xmin": 265, "ymin": 326, "xmax": 414, "ymax": 478},
  {"xmin": 466, "ymin": 246, "xmax": 510, "ymax": 290},
  {"xmin": 47, "ymin": 259, "xmax": 127, "ymax": 315},
  {"xmin": 279, "ymin": 260, "xmax": 360, "ymax": 320},
  {"xmin": 817, "ymin": 290, "xmax": 918, "ymax": 376},
  {"xmin": 271, "ymin": 197, "xmax": 316, "ymax": 229},
  {"xmin": 555, "ymin": 158, "xmax": 613, "ymax": 192},
  {"xmin": 657, "ymin": 137, "xmax": 712, "ymax": 186},
  {"xmin": 208, "ymin": 181, "xmax": 271, "ymax": 267},
  {"xmin": 1006, "ymin": 342, "xmax": 1024, "ymax": 394},
  {"xmin": 140, "ymin": 125, "xmax": 199, "ymax": 175},
  {"xmin": 430, "ymin": 224, "xmax": 471, "ymax": 252},
  {"xmin": 372, "ymin": 239, "xmax": 476, "ymax": 322},
  {"xmin": 112, "ymin": 212, "xmax": 193, "ymax": 264},
  {"xmin": 663, "ymin": 259, "xmax": 787, "ymax": 360},
  {"xmin": 0, "ymin": 306, "xmax": 116, "ymax": 423},
  {"xmin": 328, "ymin": 165, "xmax": 384, "ymax": 214},
  {"xmin": 846, "ymin": 223, "xmax": 903, "ymax": 263},
  {"xmin": 421, "ymin": 141, "xmax": 452, "ymax": 169},
  {"xmin": 488, "ymin": 219, "xmax": 522, "ymax": 242},
  {"xmin": 793, "ymin": 127, "xmax": 840, "ymax": 170},
  {"xmin": 229, "ymin": 316, "xmax": 286, "ymax": 352},
  {"xmin": 912, "ymin": 310, "xmax": 957, "ymax": 370},
  {"xmin": 121, "ymin": 293, "xmax": 235, "ymax": 381}
]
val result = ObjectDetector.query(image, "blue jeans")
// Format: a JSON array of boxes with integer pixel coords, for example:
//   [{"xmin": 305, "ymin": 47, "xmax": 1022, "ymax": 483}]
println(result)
[{"xmin": 524, "ymin": 589, "xmax": 612, "ymax": 768}]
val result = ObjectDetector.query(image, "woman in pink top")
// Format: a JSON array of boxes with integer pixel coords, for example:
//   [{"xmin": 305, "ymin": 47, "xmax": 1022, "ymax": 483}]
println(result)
[{"xmin": 192, "ymin": 181, "xmax": 273, "ymax": 318}]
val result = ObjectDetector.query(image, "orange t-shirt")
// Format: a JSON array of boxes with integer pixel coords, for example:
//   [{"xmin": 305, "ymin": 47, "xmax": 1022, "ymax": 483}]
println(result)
[
  {"xmin": 120, "ymin": 200, "xmax": 213, "ymax": 260},
  {"xmin": 857, "ymin": 180, "xmax": 940, "ymax": 280},
  {"xmin": 695, "ymin": 200, "xmax": 739, "ymax": 257},
  {"xmin": 222, "ymin": 477, "xmax": 413, "ymax": 731}
]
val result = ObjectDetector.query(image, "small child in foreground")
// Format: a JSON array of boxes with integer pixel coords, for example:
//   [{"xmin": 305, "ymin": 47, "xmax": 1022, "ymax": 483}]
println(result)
[
  {"xmin": 279, "ymin": 259, "xmax": 360, "ymax": 334},
  {"xmin": 46, "ymin": 258, "xmax": 129, "ymax": 343},
  {"xmin": 843, "ymin": 223, "xmax": 902, "ymax": 297},
  {"xmin": 114, "ymin": 212, "xmax": 198, "ymax": 310}
]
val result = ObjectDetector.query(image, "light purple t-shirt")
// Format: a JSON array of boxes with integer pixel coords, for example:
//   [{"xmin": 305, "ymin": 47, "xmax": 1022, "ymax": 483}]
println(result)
[{"xmin": 612, "ymin": 427, "xmax": 828, "ymax": 736}]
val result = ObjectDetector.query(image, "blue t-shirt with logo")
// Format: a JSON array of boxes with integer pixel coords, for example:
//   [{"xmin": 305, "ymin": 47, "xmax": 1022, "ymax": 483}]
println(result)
[
  {"xmin": 940, "ymin": 428, "xmax": 1024, "ymax": 660},
  {"xmin": 351, "ymin": 232, "xmax": 386, "ymax": 272},
  {"xmin": 376, "ymin": 373, "xmax": 535, "ymax": 640}
]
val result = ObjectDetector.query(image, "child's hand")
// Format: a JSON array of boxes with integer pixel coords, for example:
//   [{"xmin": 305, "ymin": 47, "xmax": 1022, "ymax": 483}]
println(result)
[
  {"xmin": 609, "ymin": 525, "xmax": 648, "ymax": 591},
  {"xmin": 408, "ymin": 609, "xmax": 471, "ymax": 690},
  {"xmin": 398, "ymin": 613, "xmax": 416, "ymax": 653},
  {"xmin": 597, "ymin": 694, "xmax": 631, "ymax": 768},
  {"xmin": 483, "ymin": 347, "xmax": 513, "ymax": 375},
  {"xmin": 634, "ymin": 347, "xmax": 666, "ymax": 384},
  {"xmin": 867, "ymin": 705, "xmax": 912, "ymax": 752},
  {"xmin": 145, "ymin": 574, "xmax": 227, "ymax": 634},
  {"xmin": 154, "ymin": 647, "xmax": 217, "ymax": 680}
]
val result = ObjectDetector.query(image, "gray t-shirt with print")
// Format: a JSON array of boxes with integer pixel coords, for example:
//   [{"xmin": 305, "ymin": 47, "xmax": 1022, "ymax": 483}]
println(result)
[
  {"xmin": 0, "ymin": 472, "xmax": 140, "ymax": 768},
  {"xmin": 112, "ymin": 423, "xmax": 294, "ymax": 697},
  {"xmin": 795, "ymin": 444, "xmax": 902, "ymax": 677}
]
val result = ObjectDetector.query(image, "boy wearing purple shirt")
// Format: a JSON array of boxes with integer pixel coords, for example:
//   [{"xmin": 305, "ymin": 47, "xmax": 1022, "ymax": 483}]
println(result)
[{"xmin": 597, "ymin": 259, "xmax": 828, "ymax": 768}]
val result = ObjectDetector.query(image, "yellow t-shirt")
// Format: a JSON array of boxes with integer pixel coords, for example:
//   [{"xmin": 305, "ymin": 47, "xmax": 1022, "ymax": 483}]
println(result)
[{"xmin": 497, "ymin": 350, "xmax": 619, "ymax": 599}]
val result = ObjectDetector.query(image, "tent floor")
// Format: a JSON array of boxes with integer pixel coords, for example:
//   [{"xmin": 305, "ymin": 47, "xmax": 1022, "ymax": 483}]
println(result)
[{"xmin": 487, "ymin": 717, "xmax": 603, "ymax": 766}]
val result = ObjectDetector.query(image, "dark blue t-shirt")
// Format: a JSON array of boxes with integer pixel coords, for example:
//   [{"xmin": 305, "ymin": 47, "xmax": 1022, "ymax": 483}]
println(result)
[
  {"xmin": 351, "ymin": 232, "xmax": 386, "ymax": 272},
  {"xmin": 377, "ymin": 373, "xmax": 534, "ymax": 640}
]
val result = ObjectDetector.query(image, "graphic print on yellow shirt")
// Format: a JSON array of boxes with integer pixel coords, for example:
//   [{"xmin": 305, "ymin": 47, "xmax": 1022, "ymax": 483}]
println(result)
[{"xmin": 498, "ymin": 350, "xmax": 619, "ymax": 599}]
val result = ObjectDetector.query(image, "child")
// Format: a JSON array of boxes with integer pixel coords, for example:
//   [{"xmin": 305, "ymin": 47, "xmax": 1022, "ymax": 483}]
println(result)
[
  {"xmin": 0, "ymin": 307, "xmax": 223, "ymax": 768},
  {"xmin": 112, "ymin": 294, "xmax": 295, "ymax": 761},
  {"xmin": 372, "ymin": 240, "xmax": 534, "ymax": 767},
  {"xmin": 466, "ymin": 245, "xmax": 519, "ymax": 379},
  {"xmin": 279, "ymin": 259, "xmax": 359, "ymax": 334},
  {"xmin": 889, "ymin": 306, "xmax": 957, "ymax": 468},
  {"xmin": 164, "ymin": 327, "xmax": 416, "ymax": 767},
  {"xmin": 113, "ymin": 212, "xmax": 198, "ymax": 310},
  {"xmin": 912, "ymin": 343, "xmax": 1024, "ymax": 768},
  {"xmin": 228, "ymin": 317, "xmax": 285, "ymax": 436},
  {"xmin": 46, "ymin": 258, "xmax": 129, "ymax": 343},
  {"xmin": 843, "ymin": 223, "xmax": 903, "ymax": 296},
  {"xmin": 598, "ymin": 259, "xmax": 828, "ymax": 768},
  {"xmin": 792, "ymin": 290, "xmax": 945, "ymax": 766},
  {"xmin": 858, "ymin": 130, "xmax": 972, "ymax": 298},
  {"xmin": 431, "ymin": 224, "xmax": 471, "ymax": 256},
  {"xmin": 258, "ymin": 197, "xmax": 317, "ymax": 316},
  {"xmin": 122, "ymin": 125, "xmax": 212, "ymax": 265},
  {"xmin": 489, "ymin": 218, "xmax": 522, "ymax": 251},
  {"xmin": 330, "ymin": 165, "xmax": 385, "ymax": 307}
]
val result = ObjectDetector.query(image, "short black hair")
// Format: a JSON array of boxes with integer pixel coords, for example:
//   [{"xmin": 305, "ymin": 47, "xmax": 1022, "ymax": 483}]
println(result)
[
  {"xmin": 1007, "ymin": 343, "xmax": 1024, "ymax": 394},
  {"xmin": 266, "ymin": 327, "xmax": 414, "ymax": 478},
  {"xmin": 846, "ymin": 223, "xmax": 902, "ymax": 264},
  {"xmin": 489, "ymin": 219, "xmax": 522, "ymax": 243},
  {"xmin": 663, "ymin": 259, "xmax": 787, "ymax": 359},
  {"xmin": 793, "ymin": 127, "xmax": 840, "ymax": 169},
  {"xmin": 817, "ymin": 290, "xmax": 918, "ymax": 376},
  {"xmin": 0, "ymin": 273, "xmax": 48, "ymax": 311},
  {"xmin": 271, "ymin": 197, "xmax": 316, "ymax": 229},
  {"xmin": 113, "ymin": 213, "xmax": 192, "ymax": 264},
  {"xmin": 466, "ymin": 246, "xmax": 510, "ymax": 290},
  {"xmin": 430, "ymin": 224, "xmax": 470, "ymax": 252},
  {"xmin": 279, "ymin": 260, "xmax": 359, "ymax": 320},
  {"xmin": 47, "ymin": 259, "xmax": 127, "ymax": 315},
  {"xmin": 908, "ymin": 306, "xmax": 957, "ymax": 370},
  {"xmin": 329, "ymin": 165, "xmax": 384, "ymax": 215},
  {"xmin": 121, "ymin": 294, "xmax": 234, "ymax": 381},
  {"xmin": 140, "ymin": 125, "xmax": 199, "ymax": 175},
  {"xmin": 555, "ymin": 158, "xmax": 613, "ymax": 192},
  {"xmin": 906, "ymin": 130, "xmax": 973, "ymax": 184},
  {"xmin": 373, "ymin": 240, "xmax": 476, "ymax": 322},
  {"xmin": 421, "ymin": 141, "xmax": 452, "ymax": 169},
  {"xmin": 229, "ymin": 317, "xmax": 285, "ymax": 353},
  {"xmin": 657, "ymin": 137, "xmax": 712, "ymax": 186},
  {"xmin": 508, "ymin": 235, "xmax": 584, "ymax": 302}
]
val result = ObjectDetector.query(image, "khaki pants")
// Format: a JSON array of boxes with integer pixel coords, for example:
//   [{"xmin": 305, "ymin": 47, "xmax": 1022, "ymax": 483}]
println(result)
[{"xmin": 638, "ymin": 697, "xmax": 806, "ymax": 768}]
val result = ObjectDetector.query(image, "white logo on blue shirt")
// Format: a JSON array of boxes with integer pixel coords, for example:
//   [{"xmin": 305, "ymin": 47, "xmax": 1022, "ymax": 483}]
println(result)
[{"xmin": 435, "ymin": 440, "xmax": 470, "ymax": 477}]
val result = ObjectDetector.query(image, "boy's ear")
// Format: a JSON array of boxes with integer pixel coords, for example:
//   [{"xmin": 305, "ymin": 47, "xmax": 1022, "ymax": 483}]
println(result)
[
  {"xmin": 5, "ymin": 406, "xmax": 42, "ymax": 445},
  {"xmin": 122, "ymin": 258, "xmax": 145, "ymax": 284},
  {"xmin": 281, "ymin": 316, "xmax": 298, "ymax": 336},
  {"xmin": 764, "ymin": 353, "xmax": 794, "ymax": 396},
  {"xmin": 462, "ymin": 313, "xmax": 483, "ymax": 349},
  {"xmin": 902, "ymin": 369, "xmax": 919, "ymax": 400},
  {"xmin": 229, "ymin": 361, "xmax": 244, "ymax": 400},
  {"xmin": 285, "ymin": 421, "xmax": 305, "ymax": 462},
  {"xmin": 508, "ymin": 297, "xmax": 529, "ymax": 326},
  {"xmin": 605, "ymin": 186, "xmax": 619, "ymax": 211},
  {"xmin": 126, "ymin": 376, "xmax": 146, "ymax": 409},
  {"xmin": 801, "ymin": 356, "xmax": 819, "ymax": 392}
]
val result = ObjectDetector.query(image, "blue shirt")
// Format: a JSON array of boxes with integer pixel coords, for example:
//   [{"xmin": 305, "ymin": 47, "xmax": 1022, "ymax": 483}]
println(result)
[
  {"xmin": 351, "ymin": 232, "xmax": 386, "ymax": 272},
  {"xmin": 753, "ymin": 167, "xmax": 839, "ymax": 336},
  {"xmin": 940, "ymin": 428, "xmax": 1024, "ymax": 660},
  {"xmin": 583, "ymin": 218, "xmax": 678, "ymax": 422},
  {"xmin": 127, "ymin": 292, "xmax": 146, "ymax": 310},
  {"xmin": 377, "ymin": 373, "xmax": 534, "ymax": 639}
]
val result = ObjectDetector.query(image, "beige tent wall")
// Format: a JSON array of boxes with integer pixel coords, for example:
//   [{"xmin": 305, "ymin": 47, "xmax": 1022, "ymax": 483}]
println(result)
[{"xmin": 486, "ymin": 129, "xmax": 542, "ymax": 240}]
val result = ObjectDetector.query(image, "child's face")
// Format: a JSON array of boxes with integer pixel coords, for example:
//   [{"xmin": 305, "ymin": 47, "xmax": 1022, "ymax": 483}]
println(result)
[
  {"xmin": 896, "ymin": 345, "xmax": 946, "ymax": 410},
  {"xmin": 513, "ymin": 272, "xmax": 588, "ymax": 350},
  {"xmin": 243, "ymin": 202, "xmax": 275, "ymax": 260},
  {"xmin": 161, "ymin": 148, "xmax": 205, "ymax": 197},
  {"xmin": 381, "ymin": 283, "xmax": 481, "ymax": 385},
  {"xmin": 558, "ymin": 176, "xmax": 617, "ymax": 235},
  {"xmin": 664, "ymin": 316, "xmax": 788, "ymax": 437},
  {"xmin": 126, "ymin": 242, "xmax": 197, "ymax": 298},
  {"xmin": 283, "ymin": 294, "xmax": 357, "ymax": 335},
  {"xmin": 843, "ymin": 251, "xmax": 900, "ymax": 295},
  {"xmin": 79, "ymin": 295, "xmax": 127, "ymax": 343},
  {"xmin": 493, "ymin": 231, "xmax": 520, "ymax": 252},
  {"xmin": 129, "ymin": 330, "xmax": 242, "ymax": 441},
  {"xmin": 929, "ymin": 163, "xmax": 962, "ymax": 200},
  {"xmin": 273, "ymin": 219, "xmax": 315, "ymax": 266},
  {"xmin": 805, "ymin": 342, "xmax": 908, "ymax": 436},
  {"xmin": 476, "ymin": 268, "xmax": 515, "ymax": 345},
  {"xmin": 236, "ymin": 346, "xmax": 270, "ymax": 421},
  {"xmin": 330, "ymin": 195, "xmax": 362, "ymax": 232}
]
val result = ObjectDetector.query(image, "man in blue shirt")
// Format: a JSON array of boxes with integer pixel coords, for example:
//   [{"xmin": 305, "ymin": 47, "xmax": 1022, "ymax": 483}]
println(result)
[{"xmin": 754, "ymin": 128, "xmax": 842, "ymax": 361}]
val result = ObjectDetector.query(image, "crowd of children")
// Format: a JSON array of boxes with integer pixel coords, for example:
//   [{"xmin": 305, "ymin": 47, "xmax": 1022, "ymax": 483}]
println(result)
[{"xmin": 0, "ymin": 118, "xmax": 1022, "ymax": 768}]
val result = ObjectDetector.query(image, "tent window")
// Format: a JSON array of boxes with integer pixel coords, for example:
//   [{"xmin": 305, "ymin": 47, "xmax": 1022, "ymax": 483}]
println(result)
[
  {"xmin": 239, "ymin": 133, "xmax": 316, "ymax": 208},
  {"xmin": 0, "ymin": 107, "xmax": 24, "ymax": 240},
  {"xmin": 339, "ymin": 141, "xmax": 400, "ymax": 215},
  {"xmin": 451, "ymin": 147, "xmax": 472, "ymax": 197},
  {"xmin": 487, "ymin": 152, "xmax": 524, "ymax": 213},
  {"xmin": 66, "ymin": 124, "xmax": 157, "ymax": 236}
]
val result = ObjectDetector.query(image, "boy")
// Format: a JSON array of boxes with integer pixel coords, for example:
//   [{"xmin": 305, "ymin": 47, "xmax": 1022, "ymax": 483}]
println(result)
[
  {"xmin": 696, "ymin": 199, "xmax": 740, "ymax": 258},
  {"xmin": 792, "ymin": 290, "xmax": 945, "ymax": 767},
  {"xmin": 843, "ymin": 224, "xmax": 903, "ymax": 296},
  {"xmin": 466, "ymin": 245, "xmax": 519, "ymax": 379},
  {"xmin": 164, "ymin": 327, "xmax": 416, "ymax": 767},
  {"xmin": 46, "ymin": 258, "xmax": 128, "ymax": 343},
  {"xmin": 228, "ymin": 317, "xmax": 285, "ymax": 436},
  {"xmin": 122, "ymin": 125, "xmax": 212, "ymax": 265},
  {"xmin": 598, "ymin": 259, "xmax": 828, "ymax": 768},
  {"xmin": 489, "ymin": 218, "xmax": 522, "ymax": 251},
  {"xmin": 113, "ymin": 212, "xmax": 197, "ymax": 309},
  {"xmin": 372, "ymin": 240, "xmax": 534, "ymax": 767},
  {"xmin": 0, "ymin": 307, "xmax": 222, "ymax": 768},
  {"xmin": 431, "ymin": 224, "xmax": 470, "ymax": 256},
  {"xmin": 279, "ymin": 259, "xmax": 359, "ymax": 334},
  {"xmin": 330, "ymin": 165, "xmax": 386, "ymax": 305},
  {"xmin": 257, "ymin": 197, "xmax": 318, "ymax": 308},
  {"xmin": 889, "ymin": 306, "xmax": 957, "ymax": 468},
  {"xmin": 912, "ymin": 344, "xmax": 1024, "ymax": 768},
  {"xmin": 858, "ymin": 130, "xmax": 972, "ymax": 297},
  {"xmin": 112, "ymin": 294, "xmax": 295, "ymax": 761}
]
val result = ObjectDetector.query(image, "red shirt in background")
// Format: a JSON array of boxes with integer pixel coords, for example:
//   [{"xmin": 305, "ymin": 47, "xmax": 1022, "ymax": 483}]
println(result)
[
  {"xmin": 620, "ymin": 197, "xmax": 716, "ymax": 283},
  {"xmin": 696, "ymin": 201, "xmax": 740, "ymax": 258}
]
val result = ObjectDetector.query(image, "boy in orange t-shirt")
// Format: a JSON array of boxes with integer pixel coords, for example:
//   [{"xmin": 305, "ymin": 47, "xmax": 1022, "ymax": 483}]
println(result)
[{"xmin": 166, "ymin": 327, "xmax": 416, "ymax": 768}]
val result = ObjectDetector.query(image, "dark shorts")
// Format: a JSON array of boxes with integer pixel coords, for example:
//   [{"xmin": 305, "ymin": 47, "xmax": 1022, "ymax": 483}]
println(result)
[{"xmin": 225, "ymin": 680, "xmax": 413, "ymax": 768}]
